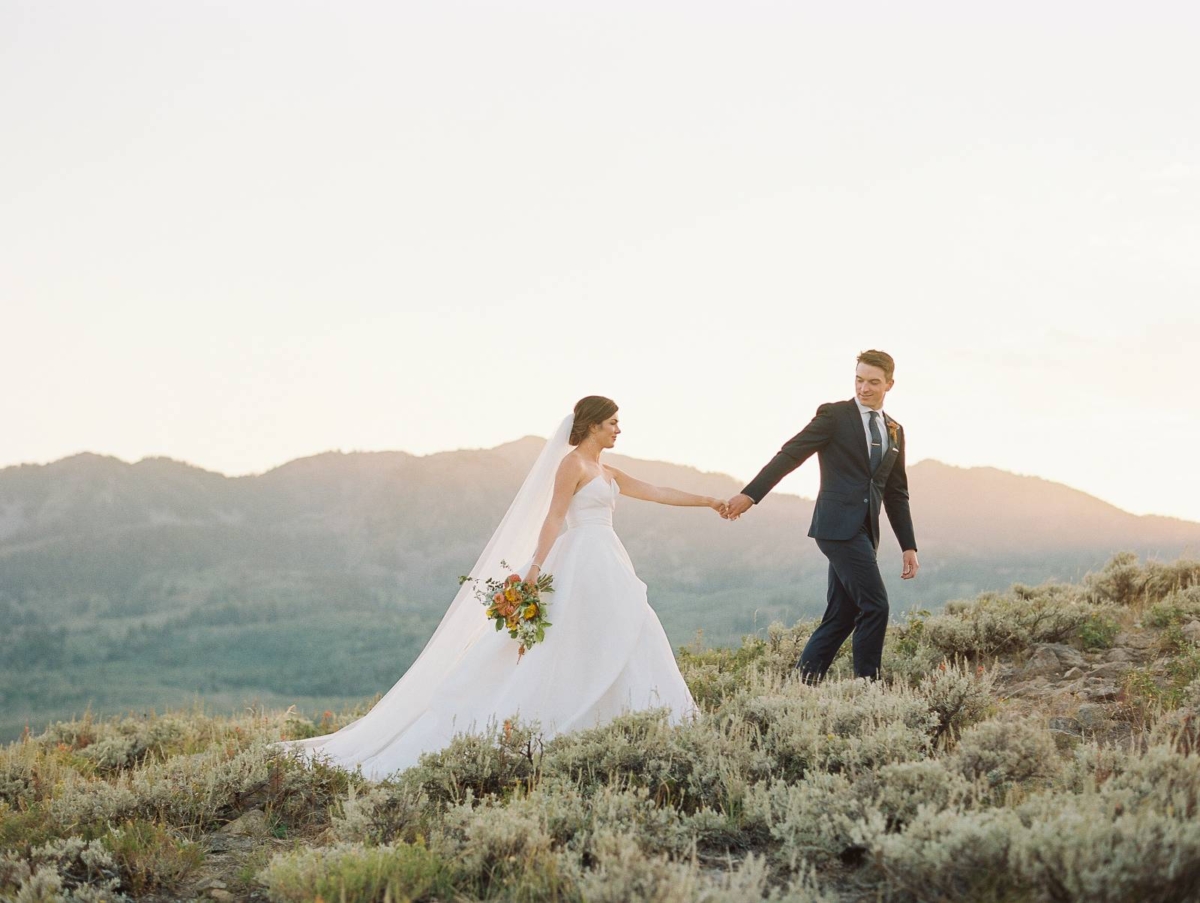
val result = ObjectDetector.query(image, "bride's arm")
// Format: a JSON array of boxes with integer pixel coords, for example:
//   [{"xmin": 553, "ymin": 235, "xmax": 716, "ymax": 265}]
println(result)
[
  {"xmin": 608, "ymin": 467, "xmax": 727, "ymax": 514},
  {"xmin": 523, "ymin": 457, "xmax": 585, "ymax": 583}
]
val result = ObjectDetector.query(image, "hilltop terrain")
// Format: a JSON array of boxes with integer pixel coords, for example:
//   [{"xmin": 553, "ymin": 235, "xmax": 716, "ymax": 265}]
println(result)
[{"xmin": 2, "ymin": 555, "xmax": 1200, "ymax": 902}]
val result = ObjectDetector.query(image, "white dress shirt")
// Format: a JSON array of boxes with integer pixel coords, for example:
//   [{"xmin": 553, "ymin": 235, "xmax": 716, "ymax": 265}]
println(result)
[{"xmin": 853, "ymin": 397, "xmax": 889, "ymax": 457}]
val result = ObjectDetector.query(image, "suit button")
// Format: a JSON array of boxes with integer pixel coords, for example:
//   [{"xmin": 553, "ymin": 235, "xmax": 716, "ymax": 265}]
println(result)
[{"xmin": 863, "ymin": 499, "xmax": 868, "ymax": 503}]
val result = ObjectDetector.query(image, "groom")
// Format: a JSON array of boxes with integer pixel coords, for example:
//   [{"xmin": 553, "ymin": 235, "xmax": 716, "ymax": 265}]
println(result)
[{"xmin": 724, "ymin": 350, "xmax": 919, "ymax": 681}]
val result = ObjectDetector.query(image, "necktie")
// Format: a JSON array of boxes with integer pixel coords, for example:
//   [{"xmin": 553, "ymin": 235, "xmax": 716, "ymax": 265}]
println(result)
[{"xmin": 869, "ymin": 411, "xmax": 883, "ymax": 472}]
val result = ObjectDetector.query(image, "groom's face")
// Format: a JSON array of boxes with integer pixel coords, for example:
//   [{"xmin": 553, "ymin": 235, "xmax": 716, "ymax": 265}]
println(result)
[{"xmin": 855, "ymin": 363, "xmax": 893, "ymax": 410}]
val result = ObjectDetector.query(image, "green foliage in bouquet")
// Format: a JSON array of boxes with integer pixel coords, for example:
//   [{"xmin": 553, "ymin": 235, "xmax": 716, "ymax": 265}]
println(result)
[{"xmin": 460, "ymin": 561, "xmax": 555, "ymax": 660}]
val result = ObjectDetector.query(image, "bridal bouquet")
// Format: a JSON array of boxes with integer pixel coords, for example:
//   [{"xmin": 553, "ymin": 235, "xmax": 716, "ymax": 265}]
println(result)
[{"xmin": 460, "ymin": 563, "xmax": 554, "ymax": 661}]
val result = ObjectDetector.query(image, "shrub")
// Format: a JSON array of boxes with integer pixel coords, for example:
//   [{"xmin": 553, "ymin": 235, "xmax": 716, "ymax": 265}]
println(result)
[
  {"xmin": 855, "ymin": 756, "xmax": 1200, "ymax": 903},
  {"xmin": 433, "ymin": 797, "xmax": 570, "ymax": 901},
  {"xmin": 543, "ymin": 709, "xmax": 768, "ymax": 813},
  {"xmin": 743, "ymin": 774, "xmax": 865, "ymax": 869},
  {"xmin": 50, "ymin": 741, "xmax": 354, "ymax": 837},
  {"xmin": 77, "ymin": 717, "xmax": 188, "ymax": 773},
  {"xmin": 921, "ymin": 585, "xmax": 1100, "ymax": 658},
  {"xmin": 330, "ymin": 782, "xmax": 431, "ymax": 846},
  {"xmin": 100, "ymin": 819, "xmax": 204, "ymax": 896},
  {"xmin": 1144, "ymin": 586, "xmax": 1200, "ymax": 628},
  {"xmin": 1079, "ymin": 612, "xmax": 1121, "ymax": 650},
  {"xmin": 951, "ymin": 717, "xmax": 1062, "ymax": 790},
  {"xmin": 259, "ymin": 841, "xmax": 450, "ymax": 903},
  {"xmin": 734, "ymin": 674, "xmax": 946, "ymax": 779},
  {"xmin": 852, "ymin": 806, "xmax": 1019, "ymax": 902},
  {"xmin": 1103, "ymin": 743, "xmax": 1200, "ymax": 819},
  {"xmin": 0, "ymin": 836, "xmax": 126, "ymax": 902},
  {"xmin": 1010, "ymin": 791, "xmax": 1200, "ymax": 903},
  {"xmin": 577, "ymin": 833, "xmax": 833, "ymax": 903},
  {"xmin": 855, "ymin": 759, "xmax": 976, "ymax": 831},
  {"xmin": 1086, "ymin": 554, "xmax": 1200, "ymax": 607},
  {"xmin": 0, "ymin": 756, "xmax": 37, "ymax": 808},
  {"xmin": 911, "ymin": 659, "xmax": 997, "ymax": 745},
  {"xmin": 403, "ymin": 719, "xmax": 543, "ymax": 807}
]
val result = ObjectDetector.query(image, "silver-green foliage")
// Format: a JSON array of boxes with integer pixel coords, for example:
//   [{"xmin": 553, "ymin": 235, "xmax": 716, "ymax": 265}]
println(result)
[{"xmin": 0, "ymin": 837, "xmax": 126, "ymax": 903}]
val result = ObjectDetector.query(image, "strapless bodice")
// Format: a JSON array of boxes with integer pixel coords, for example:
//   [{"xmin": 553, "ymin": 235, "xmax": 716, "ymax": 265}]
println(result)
[{"xmin": 565, "ymin": 475, "xmax": 618, "ymax": 529}]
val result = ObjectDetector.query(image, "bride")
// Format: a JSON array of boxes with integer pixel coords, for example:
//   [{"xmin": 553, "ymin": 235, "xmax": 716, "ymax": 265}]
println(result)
[{"xmin": 282, "ymin": 396, "xmax": 726, "ymax": 779}]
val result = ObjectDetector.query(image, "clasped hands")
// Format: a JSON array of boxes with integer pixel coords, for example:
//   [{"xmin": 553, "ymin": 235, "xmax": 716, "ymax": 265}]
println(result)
[
  {"xmin": 705, "ymin": 494, "xmax": 753, "ymax": 519},
  {"xmin": 722, "ymin": 493, "xmax": 754, "ymax": 520}
]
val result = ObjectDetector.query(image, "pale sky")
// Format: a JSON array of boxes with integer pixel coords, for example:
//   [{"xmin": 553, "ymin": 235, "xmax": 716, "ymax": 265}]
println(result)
[{"xmin": 3, "ymin": 1, "xmax": 1198, "ymax": 522}]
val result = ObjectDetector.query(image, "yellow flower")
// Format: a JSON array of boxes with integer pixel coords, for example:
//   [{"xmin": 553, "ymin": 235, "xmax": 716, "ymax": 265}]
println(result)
[
  {"xmin": 504, "ymin": 587, "xmax": 519, "ymax": 603},
  {"xmin": 523, "ymin": 603, "xmax": 539, "ymax": 620}
]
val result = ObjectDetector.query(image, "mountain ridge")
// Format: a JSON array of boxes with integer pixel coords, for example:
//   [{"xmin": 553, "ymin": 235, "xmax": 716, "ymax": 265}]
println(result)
[{"xmin": 2, "ymin": 440, "xmax": 1198, "ymax": 741}]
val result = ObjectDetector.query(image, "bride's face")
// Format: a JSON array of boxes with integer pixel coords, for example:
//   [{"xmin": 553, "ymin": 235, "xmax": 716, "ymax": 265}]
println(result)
[{"xmin": 591, "ymin": 415, "xmax": 620, "ymax": 449}]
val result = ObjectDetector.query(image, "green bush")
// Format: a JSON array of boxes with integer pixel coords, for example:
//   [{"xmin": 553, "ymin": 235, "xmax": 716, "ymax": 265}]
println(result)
[
  {"xmin": 951, "ymin": 717, "xmax": 1062, "ymax": 791},
  {"xmin": 1079, "ymin": 612, "xmax": 1121, "ymax": 650},
  {"xmin": 1144, "ymin": 586, "xmax": 1200, "ymax": 628},
  {"xmin": 100, "ymin": 819, "xmax": 204, "ymax": 896},
  {"xmin": 921, "ymin": 585, "xmax": 1102, "ymax": 658},
  {"xmin": 259, "ymin": 841, "xmax": 450, "ymax": 903},
  {"xmin": 403, "ymin": 719, "xmax": 542, "ymax": 807},
  {"xmin": 0, "ymin": 836, "xmax": 126, "ymax": 902},
  {"xmin": 1086, "ymin": 553, "xmax": 1200, "ymax": 607}
]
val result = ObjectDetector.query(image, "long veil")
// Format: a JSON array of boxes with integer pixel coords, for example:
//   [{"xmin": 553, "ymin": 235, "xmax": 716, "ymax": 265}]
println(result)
[{"xmin": 284, "ymin": 414, "xmax": 575, "ymax": 758}]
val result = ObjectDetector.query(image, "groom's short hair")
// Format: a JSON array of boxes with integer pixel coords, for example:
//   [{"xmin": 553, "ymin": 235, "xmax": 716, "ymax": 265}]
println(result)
[{"xmin": 857, "ymin": 349, "xmax": 895, "ymax": 381}]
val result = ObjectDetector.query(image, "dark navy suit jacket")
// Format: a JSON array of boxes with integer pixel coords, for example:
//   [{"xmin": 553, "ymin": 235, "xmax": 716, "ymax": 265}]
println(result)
[{"xmin": 741, "ymin": 399, "xmax": 917, "ymax": 552}]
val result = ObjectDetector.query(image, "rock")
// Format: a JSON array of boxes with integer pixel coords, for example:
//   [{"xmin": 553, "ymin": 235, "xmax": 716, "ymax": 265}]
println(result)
[
  {"xmin": 1075, "ymin": 704, "xmax": 1110, "ymax": 730},
  {"xmin": 209, "ymin": 890, "xmax": 235, "ymax": 902},
  {"xmin": 1116, "ymin": 631, "xmax": 1158, "ymax": 651},
  {"xmin": 1007, "ymin": 677, "xmax": 1050, "ymax": 697},
  {"xmin": 1088, "ymin": 662, "xmax": 1132, "ymax": 680},
  {"xmin": 196, "ymin": 879, "xmax": 227, "ymax": 891},
  {"xmin": 1064, "ymin": 667, "xmax": 1084, "ymax": 680},
  {"xmin": 1080, "ymin": 682, "xmax": 1119, "ymax": 702},
  {"xmin": 221, "ymin": 808, "xmax": 269, "ymax": 837},
  {"xmin": 1104, "ymin": 647, "xmax": 1136, "ymax": 663},
  {"xmin": 1025, "ymin": 646, "xmax": 1063, "ymax": 676},
  {"xmin": 1025, "ymin": 643, "xmax": 1086, "ymax": 676},
  {"xmin": 201, "ymin": 836, "xmax": 231, "ymax": 854},
  {"xmin": 1182, "ymin": 621, "xmax": 1200, "ymax": 646},
  {"xmin": 1049, "ymin": 643, "xmax": 1086, "ymax": 669}
]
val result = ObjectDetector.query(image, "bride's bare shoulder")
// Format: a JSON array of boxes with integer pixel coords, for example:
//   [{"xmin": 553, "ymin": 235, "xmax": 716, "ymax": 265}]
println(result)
[{"xmin": 555, "ymin": 453, "xmax": 587, "ymax": 481}]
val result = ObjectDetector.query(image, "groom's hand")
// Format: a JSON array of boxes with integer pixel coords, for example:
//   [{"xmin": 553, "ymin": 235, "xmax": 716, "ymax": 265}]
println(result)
[
  {"xmin": 901, "ymin": 550, "xmax": 920, "ymax": 580},
  {"xmin": 724, "ymin": 494, "xmax": 754, "ymax": 520}
]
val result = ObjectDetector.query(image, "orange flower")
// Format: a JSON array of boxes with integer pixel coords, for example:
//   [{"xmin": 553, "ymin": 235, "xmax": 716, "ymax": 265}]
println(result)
[
  {"xmin": 492, "ymin": 591, "xmax": 506, "ymax": 606},
  {"xmin": 523, "ymin": 603, "xmax": 539, "ymax": 620},
  {"xmin": 506, "ymin": 573, "xmax": 522, "ymax": 586}
]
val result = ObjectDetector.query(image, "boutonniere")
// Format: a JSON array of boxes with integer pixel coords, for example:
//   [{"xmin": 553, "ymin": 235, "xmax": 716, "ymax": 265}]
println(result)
[{"xmin": 886, "ymin": 420, "xmax": 900, "ymax": 446}]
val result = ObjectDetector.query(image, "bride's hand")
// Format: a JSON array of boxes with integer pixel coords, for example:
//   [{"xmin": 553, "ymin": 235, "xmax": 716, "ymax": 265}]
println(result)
[
  {"xmin": 523, "ymin": 564, "xmax": 542, "ymax": 584},
  {"xmin": 707, "ymin": 498, "xmax": 728, "ymax": 518}
]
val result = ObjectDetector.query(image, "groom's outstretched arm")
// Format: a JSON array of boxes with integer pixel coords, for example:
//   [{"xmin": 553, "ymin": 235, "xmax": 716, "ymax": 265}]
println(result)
[{"xmin": 738, "ymin": 404, "xmax": 838, "ymax": 507}]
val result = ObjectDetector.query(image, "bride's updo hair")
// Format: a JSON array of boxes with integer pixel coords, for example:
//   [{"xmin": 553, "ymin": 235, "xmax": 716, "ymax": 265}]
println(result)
[{"xmin": 569, "ymin": 396, "xmax": 618, "ymax": 446}]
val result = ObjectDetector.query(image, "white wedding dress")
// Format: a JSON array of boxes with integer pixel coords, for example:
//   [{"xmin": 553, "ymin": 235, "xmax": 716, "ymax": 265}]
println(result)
[{"xmin": 282, "ymin": 420, "xmax": 696, "ymax": 780}]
